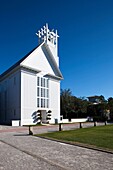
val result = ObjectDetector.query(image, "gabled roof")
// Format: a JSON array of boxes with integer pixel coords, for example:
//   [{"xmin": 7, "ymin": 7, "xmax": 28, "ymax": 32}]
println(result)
[
  {"xmin": 0, "ymin": 43, "xmax": 43, "ymax": 79},
  {"xmin": 87, "ymin": 96, "xmax": 100, "ymax": 99},
  {"xmin": 0, "ymin": 42, "xmax": 63, "ymax": 80}
]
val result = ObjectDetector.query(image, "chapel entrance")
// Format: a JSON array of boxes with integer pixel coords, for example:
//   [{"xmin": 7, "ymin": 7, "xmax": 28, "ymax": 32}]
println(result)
[{"xmin": 41, "ymin": 110, "xmax": 47, "ymax": 123}]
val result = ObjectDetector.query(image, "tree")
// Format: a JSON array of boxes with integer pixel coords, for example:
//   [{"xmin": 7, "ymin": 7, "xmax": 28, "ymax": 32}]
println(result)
[
  {"xmin": 60, "ymin": 89, "xmax": 73, "ymax": 118},
  {"xmin": 60, "ymin": 89, "xmax": 89, "ymax": 119},
  {"xmin": 108, "ymin": 97, "xmax": 113, "ymax": 120},
  {"xmin": 61, "ymin": 90, "xmax": 112, "ymax": 121},
  {"xmin": 98, "ymin": 95, "xmax": 106, "ymax": 103}
]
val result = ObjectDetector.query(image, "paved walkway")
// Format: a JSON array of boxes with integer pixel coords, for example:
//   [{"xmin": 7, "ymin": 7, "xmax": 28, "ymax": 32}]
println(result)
[
  {"xmin": 0, "ymin": 123, "xmax": 113, "ymax": 170},
  {"xmin": 0, "ymin": 122, "xmax": 108, "ymax": 134}
]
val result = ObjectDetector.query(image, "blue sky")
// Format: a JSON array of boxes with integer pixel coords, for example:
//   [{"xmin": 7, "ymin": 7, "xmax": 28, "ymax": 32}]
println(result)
[{"xmin": 0, "ymin": 0, "xmax": 113, "ymax": 99}]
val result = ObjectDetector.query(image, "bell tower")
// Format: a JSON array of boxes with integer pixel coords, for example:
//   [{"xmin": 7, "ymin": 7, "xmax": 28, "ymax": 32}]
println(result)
[{"xmin": 36, "ymin": 23, "xmax": 59, "ymax": 58}]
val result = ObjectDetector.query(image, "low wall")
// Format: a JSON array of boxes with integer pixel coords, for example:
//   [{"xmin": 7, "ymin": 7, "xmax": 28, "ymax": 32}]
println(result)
[
  {"xmin": 62, "ymin": 118, "xmax": 87, "ymax": 123},
  {"xmin": 12, "ymin": 120, "xmax": 20, "ymax": 126},
  {"xmin": 62, "ymin": 119, "xmax": 69, "ymax": 123}
]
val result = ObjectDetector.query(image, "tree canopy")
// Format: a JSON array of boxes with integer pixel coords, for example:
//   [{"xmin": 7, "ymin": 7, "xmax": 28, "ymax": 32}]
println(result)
[
  {"xmin": 60, "ymin": 89, "xmax": 89, "ymax": 119},
  {"xmin": 60, "ymin": 89, "xmax": 113, "ymax": 121}
]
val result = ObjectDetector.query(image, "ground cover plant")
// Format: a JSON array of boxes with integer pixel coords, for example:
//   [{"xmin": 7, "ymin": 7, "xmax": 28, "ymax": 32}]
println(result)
[{"xmin": 36, "ymin": 125, "xmax": 113, "ymax": 151}]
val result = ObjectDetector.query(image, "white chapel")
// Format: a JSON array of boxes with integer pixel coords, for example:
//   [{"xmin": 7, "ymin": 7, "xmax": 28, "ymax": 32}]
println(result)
[{"xmin": 0, "ymin": 24, "xmax": 63, "ymax": 126}]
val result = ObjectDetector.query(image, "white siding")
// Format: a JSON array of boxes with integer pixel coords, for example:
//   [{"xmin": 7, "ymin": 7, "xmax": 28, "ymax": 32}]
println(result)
[
  {"xmin": 49, "ymin": 79, "xmax": 60, "ymax": 123},
  {"xmin": 21, "ymin": 70, "xmax": 37, "ymax": 125},
  {"xmin": 0, "ymin": 71, "xmax": 21, "ymax": 124}
]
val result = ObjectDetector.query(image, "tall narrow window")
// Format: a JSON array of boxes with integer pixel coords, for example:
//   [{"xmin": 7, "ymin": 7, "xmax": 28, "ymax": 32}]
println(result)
[
  {"xmin": 47, "ymin": 99, "xmax": 49, "ymax": 108},
  {"xmin": 47, "ymin": 89, "xmax": 49, "ymax": 98},
  {"xmin": 37, "ymin": 98, "xmax": 40, "ymax": 107},
  {"xmin": 44, "ymin": 79, "xmax": 45, "ymax": 87},
  {"xmin": 41, "ymin": 99, "xmax": 43, "ymax": 107},
  {"xmin": 47, "ymin": 79, "xmax": 49, "ymax": 88},
  {"xmin": 37, "ymin": 87, "xmax": 40, "ymax": 97},
  {"xmin": 37, "ymin": 77, "xmax": 49, "ymax": 108},
  {"xmin": 37, "ymin": 77, "xmax": 40, "ymax": 86}
]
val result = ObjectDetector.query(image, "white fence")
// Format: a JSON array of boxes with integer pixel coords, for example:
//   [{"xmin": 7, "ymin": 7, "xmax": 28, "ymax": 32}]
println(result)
[{"xmin": 62, "ymin": 118, "xmax": 88, "ymax": 123}]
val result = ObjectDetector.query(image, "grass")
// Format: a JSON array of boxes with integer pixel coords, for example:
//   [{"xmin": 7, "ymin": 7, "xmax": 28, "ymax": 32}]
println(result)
[{"xmin": 36, "ymin": 125, "xmax": 113, "ymax": 151}]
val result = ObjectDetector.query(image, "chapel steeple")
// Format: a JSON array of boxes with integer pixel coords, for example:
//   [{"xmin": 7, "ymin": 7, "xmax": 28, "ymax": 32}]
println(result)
[{"xmin": 36, "ymin": 24, "xmax": 59, "ymax": 56}]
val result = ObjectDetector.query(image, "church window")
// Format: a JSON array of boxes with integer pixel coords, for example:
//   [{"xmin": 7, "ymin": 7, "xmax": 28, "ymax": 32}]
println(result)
[
  {"xmin": 37, "ymin": 77, "xmax": 49, "ymax": 108},
  {"xmin": 37, "ymin": 87, "xmax": 40, "ymax": 97},
  {"xmin": 37, "ymin": 77, "xmax": 40, "ymax": 86}
]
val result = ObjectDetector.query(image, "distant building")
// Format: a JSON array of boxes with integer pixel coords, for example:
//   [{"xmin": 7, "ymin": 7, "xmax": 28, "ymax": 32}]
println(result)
[
  {"xmin": 0, "ymin": 24, "xmax": 63, "ymax": 126},
  {"xmin": 87, "ymin": 96, "xmax": 102, "ymax": 104},
  {"xmin": 87, "ymin": 95, "xmax": 110, "ymax": 121}
]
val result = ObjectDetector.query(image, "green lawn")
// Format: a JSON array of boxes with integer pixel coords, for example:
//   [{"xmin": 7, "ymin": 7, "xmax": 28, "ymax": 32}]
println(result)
[{"xmin": 36, "ymin": 125, "xmax": 113, "ymax": 151}]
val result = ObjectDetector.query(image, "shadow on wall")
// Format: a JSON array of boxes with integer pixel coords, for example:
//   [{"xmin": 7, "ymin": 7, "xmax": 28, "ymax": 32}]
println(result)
[
  {"xmin": 32, "ymin": 111, "xmax": 38, "ymax": 123},
  {"xmin": 41, "ymin": 46, "xmax": 58, "ymax": 76}
]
